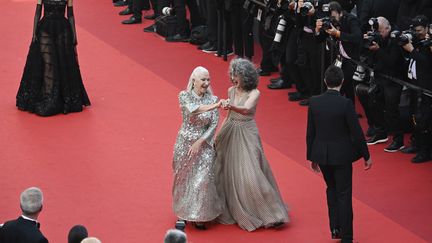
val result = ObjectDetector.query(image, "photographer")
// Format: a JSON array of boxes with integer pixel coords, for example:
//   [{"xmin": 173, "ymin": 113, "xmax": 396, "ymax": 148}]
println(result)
[
  {"xmin": 315, "ymin": 1, "xmax": 362, "ymax": 106},
  {"xmin": 364, "ymin": 17, "xmax": 406, "ymax": 153},
  {"xmin": 288, "ymin": 0, "xmax": 325, "ymax": 106},
  {"xmin": 400, "ymin": 15, "xmax": 432, "ymax": 163}
]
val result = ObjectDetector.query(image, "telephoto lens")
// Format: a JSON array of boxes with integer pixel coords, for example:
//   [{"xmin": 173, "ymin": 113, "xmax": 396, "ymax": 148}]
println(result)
[{"xmin": 273, "ymin": 17, "xmax": 286, "ymax": 43}]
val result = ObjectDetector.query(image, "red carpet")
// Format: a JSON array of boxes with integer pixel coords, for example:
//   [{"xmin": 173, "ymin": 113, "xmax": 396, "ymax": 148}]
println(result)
[{"xmin": 1, "ymin": 0, "xmax": 431, "ymax": 242}]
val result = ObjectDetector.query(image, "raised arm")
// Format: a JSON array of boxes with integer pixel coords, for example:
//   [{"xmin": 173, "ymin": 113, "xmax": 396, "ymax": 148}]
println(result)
[
  {"xmin": 67, "ymin": 0, "xmax": 77, "ymax": 45},
  {"xmin": 32, "ymin": 0, "xmax": 43, "ymax": 43},
  {"xmin": 178, "ymin": 91, "xmax": 221, "ymax": 115},
  {"xmin": 200, "ymin": 104, "xmax": 220, "ymax": 145},
  {"xmin": 228, "ymin": 89, "xmax": 260, "ymax": 115}
]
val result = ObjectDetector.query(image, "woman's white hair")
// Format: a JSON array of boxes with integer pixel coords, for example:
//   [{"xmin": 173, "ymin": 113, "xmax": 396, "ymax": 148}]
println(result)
[
  {"xmin": 20, "ymin": 187, "xmax": 43, "ymax": 215},
  {"xmin": 186, "ymin": 66, "xmax": 213, "ymax": 95}
]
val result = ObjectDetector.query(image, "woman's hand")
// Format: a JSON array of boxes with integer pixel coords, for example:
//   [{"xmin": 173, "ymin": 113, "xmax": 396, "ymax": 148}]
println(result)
[
  {"xmin": 188, "ymin": 139, "xmax": 204, "ymax": 157},
  {"xmin": 221, "ymin": 99, "xmax": 230, "ymax": 109}
]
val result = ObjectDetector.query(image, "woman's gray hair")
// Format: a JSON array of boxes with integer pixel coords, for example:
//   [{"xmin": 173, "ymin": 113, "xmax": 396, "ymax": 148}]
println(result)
[
  {"xmin": 229, "ymin": 58, "xmax": 258, "ymax": 91},
  {"xmin": 164, "ymin": 229, "xmax": 187, "ymax": 243},
  {"xmin": 20, "ymin": 187, "xmax": 43, "ymax": 215},
  {"xmin": 186, "ymin": 66, "xmax": 213, "ymax": 95}
]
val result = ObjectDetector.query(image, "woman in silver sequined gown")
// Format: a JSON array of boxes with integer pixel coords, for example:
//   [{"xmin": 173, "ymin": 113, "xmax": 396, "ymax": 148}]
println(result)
[
  {"xmin": 172, "ymin": 67, "xmax": 225, "ymax": 229},
  {"xmin": 215, "ymin": 59, "xmax": 289, "ymax": 232}
]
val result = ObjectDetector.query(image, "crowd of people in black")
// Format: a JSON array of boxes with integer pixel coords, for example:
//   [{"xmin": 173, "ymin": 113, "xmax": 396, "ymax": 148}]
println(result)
[{"xmin": 111, "ymin": 0, "xmax": 432, "ymax": 164}]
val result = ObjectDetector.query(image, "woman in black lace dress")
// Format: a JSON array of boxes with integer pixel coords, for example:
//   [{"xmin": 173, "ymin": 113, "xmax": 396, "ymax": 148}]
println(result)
[{"xmin": 16, "ymin": 0, "xmax": 90, "ymax": 116}]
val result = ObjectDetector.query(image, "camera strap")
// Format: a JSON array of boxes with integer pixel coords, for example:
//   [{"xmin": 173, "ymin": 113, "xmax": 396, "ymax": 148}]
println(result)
[
  {"xmin": 408, "ymin": 59, "xmax": 417, "ymax": 80},
  {"xmin": 338, "ymin": 41, "xmax": 351, "ymax": 60}
]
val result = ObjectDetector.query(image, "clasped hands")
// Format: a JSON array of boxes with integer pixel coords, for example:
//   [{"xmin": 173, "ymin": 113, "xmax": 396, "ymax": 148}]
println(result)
[{"xmin": 217, "ymin": 99, "xmax": 231, "ymax": 110}]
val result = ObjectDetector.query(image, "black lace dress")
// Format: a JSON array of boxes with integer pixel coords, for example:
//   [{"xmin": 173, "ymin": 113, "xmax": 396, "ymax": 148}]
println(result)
[{"xmin": 16, "ymin": 0, "xmax": 90, "ymax": 116}]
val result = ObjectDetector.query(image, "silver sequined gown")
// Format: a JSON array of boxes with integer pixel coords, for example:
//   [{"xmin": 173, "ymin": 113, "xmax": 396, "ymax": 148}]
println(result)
[
  {"xmin": 214, "ymin": 88, "xmax": 289, "ymax": 231},
  {"xmin": 172, "ymin": 90, "xmax": 224, "ymax": 222}
]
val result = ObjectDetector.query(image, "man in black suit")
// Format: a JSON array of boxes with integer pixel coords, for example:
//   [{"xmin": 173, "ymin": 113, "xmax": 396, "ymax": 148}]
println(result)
[
  {"xmin": 306, "ymin": 65, "xmax": 372, "ymax": 243},
  {"xmin": 0, "ymin": 187, "xmax": 48, "ymax": 243}
]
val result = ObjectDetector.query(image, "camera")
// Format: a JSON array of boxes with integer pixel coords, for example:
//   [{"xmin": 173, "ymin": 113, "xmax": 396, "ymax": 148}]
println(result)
[
  {"xmin": 368, "ymin": 17, "xmax": 379, "ymax": 31},
  {"xmin": 321, "ymin": 16, "xmax": 339, "ymax": 31},
  {"xmin": 355, "ymin": 70, "xmax": 379, "ymax": 98},
  {"xmin": 364, "ymin": 31, "xmax": 381, "ymax": 48},
  {"xmin": 162, "ymin": 7, "xmax": 175, "ymax": 16},
  {"xmin": 294, "ymin": 0, "xmax": 316, "ymax": 16},
  {"xmin": 273, "ymin": 16, "xmax": 287, "ymax": 43},
  {"xmin": 420, "ymin": 38, "xmax": 432, "ymax": 47},
  {"xmin": 353, "ymin": 65, "xmax": 366, "ymax": 82},
  {"xmin": 390, "ymin": 29, "xmax": 416, "ymax": 46}
]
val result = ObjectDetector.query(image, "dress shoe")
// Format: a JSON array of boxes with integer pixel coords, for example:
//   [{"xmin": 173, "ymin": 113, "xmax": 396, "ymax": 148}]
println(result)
[
  {"xmin": 119, "ymin": 7, "xmax": 132, "ymax": 15},
  {"xmin": 258, "ymin": 69, "xmax": 271, "ymax": 76},
  {"xmin": 267, "ymin": 79, "xmax": 292, "ymax": 89},
  {"xmin": 272, "ymin": 222, "xmax": 285, "ymax": 229},
  {"xmin": 331, "ymin": 228, "xmax": 341, "ymax": 239},
  {"xmin": 193, "ymin": 222, "xmax": 207, "ymax": 230},
  {"xmin": 122, "ymin": 16, "xmax": 142, "ymax": 24},
  {"xmin": 143, "ymin": 24, "xmax": 156, "ymax": 32},
  {"xmin": 203, "ymin": 45, "xmax": 218, "ymax": 53},
  {"xmin": 289, "ymin": 92, "xmax": 308, "ymax": 101},
  {"xmin": 299, "ymin": 99, "xmax": 309, "ymax": 106},
  {"xmin": 400, "ymin": 146, "xmax": 418, "ymax": 154},
  {"xmin": 215, "ymin": 49, "xmax": 234, "ymax": 57},
  {"xmin": 114, "ymin": 0, "xmax": 128, "ymax": 7},
  {"xmin": 288, "ymin": 91, "xmax": 299, "ymax": 97},
  {"xmin": 411, "ymin": 153, "xmax": 432, "ymax": 163},
  {"xmin": 175, "ymin": 220, "xmax": 186, "ymax": 231},
  {"xmin": 166, "ymin": 34, "xmax": 190, "ymax": 42},
  {"xmin": 144, "ymin": 13, "xmax": 158, "ymax": 20},
  {"xmin": 270, "ymin": 76, "xmax": 282, "ymax": 83}
]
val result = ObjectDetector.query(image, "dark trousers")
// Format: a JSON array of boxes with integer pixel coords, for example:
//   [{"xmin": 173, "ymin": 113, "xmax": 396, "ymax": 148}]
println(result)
[
  {"xmin": 128, "ymin": 0, "xmax": 146, "ymax": 19},
  {"xmin": 298, "ymin": 32, "xmax": 322, "ymax": 96},
  {"xmin": 413, "ymin": 96, "xmax": 432, "ymax": 155},
  {"xmin": 319, "ymin": 163, "xmax": 353, "ymax": 243},
  {"xmin": 258, "ymin": 19, "xmax": 278, "ymax": 72},
  {"xmin": 373, "ymin": 78, "xmax": 404, "ymax": 142},
  {"xmin": 286, "ymin": 29, "xmax": 307, "ymax": 93},
  {"xmin": 341, "ymin": 61, "xmax": 356, "ymax": 106},
  {"xmin": 229, "ymin": 3, "xmax": 254, "ymax": 58},
  {"xmin": 159, "ymin": 0, "xmax": 203, "ymax": 35},
  {"xmin": 205, "ymin": 0, "xmax": 218, "ymax": 44}
]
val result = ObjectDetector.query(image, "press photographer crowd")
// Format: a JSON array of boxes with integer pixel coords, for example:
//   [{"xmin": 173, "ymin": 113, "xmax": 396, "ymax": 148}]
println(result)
[{"xmin": 111, "ymin": 0, "xmax": 432, "ymax": 163}]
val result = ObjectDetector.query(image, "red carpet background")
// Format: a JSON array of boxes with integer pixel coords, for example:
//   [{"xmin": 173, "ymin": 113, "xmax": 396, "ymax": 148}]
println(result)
[{"xmin": 0, "ymin": 0, "xmax": 431, "ymax": 242}]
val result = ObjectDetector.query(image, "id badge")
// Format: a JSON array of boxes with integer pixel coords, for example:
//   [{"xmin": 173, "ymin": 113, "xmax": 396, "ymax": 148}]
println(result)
[{"xmin": 334, "ymin": 59, "xmax": 342, "ymax": 68}]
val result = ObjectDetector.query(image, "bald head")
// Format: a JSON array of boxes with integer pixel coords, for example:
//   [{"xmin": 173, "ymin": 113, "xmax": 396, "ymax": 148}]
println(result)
[{"xmin": 20, "ymin": 187, "xmax": 43, "ymax": 216}]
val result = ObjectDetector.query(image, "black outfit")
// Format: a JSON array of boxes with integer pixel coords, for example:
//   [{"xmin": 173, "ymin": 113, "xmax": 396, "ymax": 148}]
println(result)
[
  {"xmin": 226, "ymin": 0, "xmax": 254, "ymax": 58},
  {"xmin": 128, "ymin": 0, "xmax": 157, "ymax": 19},
  {"xmin": 307, "ymin": 90, "xmax": 370, "ymax": 243},
  {"xmin": 368, "ymin": 33, "xmax": 405, "ymax": 143},
  {"xmin": 317, "ymin": 12, "xmax": 362, "ymax": 105},
  {"xmin": 407, "ymin": 43, "xmax": 432, "ymax": 160},
  {"xmin": 359, "ymin": 0, "xmax": 400, "ymax": 31},
  {"xmin": 159, "ymin": 0, "xmax": 204, "ymax": 36},
  {"xmin": 16, "ymin": 0, "xmax": 90, "ymax": 117},
  {"xmin": 0, "ymin": 217, "xmax": 48, "ymax": 243},
  {"xmin": 396, "ymin": 0, "xmax": 432, "ymax": 30}
]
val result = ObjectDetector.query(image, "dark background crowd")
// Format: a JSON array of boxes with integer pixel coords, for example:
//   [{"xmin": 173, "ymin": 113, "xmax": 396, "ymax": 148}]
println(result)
[{"xmin": 111, "ymin": 0, "xmax": 432, "ymax": 164}]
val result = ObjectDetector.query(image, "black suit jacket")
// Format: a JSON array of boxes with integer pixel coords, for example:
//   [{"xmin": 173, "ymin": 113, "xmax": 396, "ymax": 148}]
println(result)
[
  {"xmin": 306, "ymin": 90, "xmax": 370, "ymax": 165},
  {"xmin": 0, "ymin": 217, "xmax": 48, "ymax": 243}
]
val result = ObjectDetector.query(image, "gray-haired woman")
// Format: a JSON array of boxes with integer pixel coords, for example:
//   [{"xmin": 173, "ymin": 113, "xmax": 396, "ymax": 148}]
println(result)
[
  {"xmin": 172, "ymin": 66, "xmax": 225, "ymax": 230},
  {"xmin": 214, "ymin": 58, "xmax": 289, "ymax": 231}
]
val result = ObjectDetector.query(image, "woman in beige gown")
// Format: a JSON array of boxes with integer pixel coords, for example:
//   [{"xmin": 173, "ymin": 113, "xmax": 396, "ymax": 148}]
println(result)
[{"xmin": 215, "ymin": 58, "xmax": 289, "ymax": 232}]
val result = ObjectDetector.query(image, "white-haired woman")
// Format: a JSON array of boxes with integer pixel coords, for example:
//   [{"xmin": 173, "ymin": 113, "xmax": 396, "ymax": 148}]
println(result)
[
  {"xmin": 215, "ymin": 58, "xmax": 289, "ymax": 231},
  {"xmin": 172, "ymin": 67, "xmax": 225, "ymax": 230}
]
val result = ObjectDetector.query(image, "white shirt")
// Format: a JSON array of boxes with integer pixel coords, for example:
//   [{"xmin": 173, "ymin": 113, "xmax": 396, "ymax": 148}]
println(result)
[{"xmin": 21, "ymin": 215, "xmax": 38, "ymax": 223}]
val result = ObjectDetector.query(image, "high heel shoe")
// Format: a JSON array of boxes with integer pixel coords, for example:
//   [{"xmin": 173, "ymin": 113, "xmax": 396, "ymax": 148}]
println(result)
[
  {"xmin": 193, "ymin": 222, "xmax": 207, "ymax": 230},
  {"xmin": 175, "ymin": 220, "xmax": 186, "ymax": 231},
  {"xmin": 272, "ymin": 222, "xmax": 285, "ymax": 228}
]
